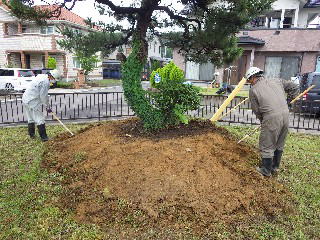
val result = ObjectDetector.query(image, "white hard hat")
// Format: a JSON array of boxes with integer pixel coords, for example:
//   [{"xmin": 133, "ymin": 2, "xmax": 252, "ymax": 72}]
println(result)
[
  {"xmin": 245, "ymin": 67, "xmax": 263, "ymax": 80},
  {"xmin": 49, "ymin": 69, "xmax": 61, "ymax": 79}
]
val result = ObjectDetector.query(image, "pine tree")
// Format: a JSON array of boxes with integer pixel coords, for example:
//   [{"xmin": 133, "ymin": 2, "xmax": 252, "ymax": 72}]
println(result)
[{"xmin": 4, "ymin": 0, "xmax": 275, "ymax": 130}]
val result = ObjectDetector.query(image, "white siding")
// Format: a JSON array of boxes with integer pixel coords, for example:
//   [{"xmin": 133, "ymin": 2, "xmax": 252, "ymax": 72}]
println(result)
[
  {"xmin": 0, "ymin": 50, "xmax": 6, "ymax": 67},
  {"xmin": 1, "ymin": 35, "xmax": 52, "ymax": 51},
  {"xmin": 65, "ymin": 52, "xmax": 102, "ymax": 80},
  {"xmin": 272, "ymin": 0, "xmax": 300, "ymax": 10},
  {"xmin": 0, "ymin": 23, "xmax": 3, "ymax": 38},
  {"xmin": 30, "ymin": 54, "xmax": 43, "ymax": 68},
  {"xmin": 298, "ymin": 9, "xmax": 320, "ymax": 27},
  {"xmin": 185, "ymin": 61, "xmax": 200, "ymax": 80},
  {"xmin": 148, "ymin": 37, "xmax": 162, "ymax": 59},
  {"xmin": 0, "ymin": 8, "xmax": 16, "ymax": 22}
]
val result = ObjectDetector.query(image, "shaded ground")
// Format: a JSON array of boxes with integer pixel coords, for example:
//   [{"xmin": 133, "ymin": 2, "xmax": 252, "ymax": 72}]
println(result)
[{"xmin": 43, "ymin": 119, "xmax": 293, "ymax": 236}]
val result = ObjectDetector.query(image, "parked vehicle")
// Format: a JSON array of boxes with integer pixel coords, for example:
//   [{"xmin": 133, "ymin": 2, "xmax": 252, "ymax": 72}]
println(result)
[
  {"xmin": 294, "ymin": 72, "xmax": 320, "ymax": 116},
  {"xmin": 0, "ymin": 68, "xmax": 35, "ymax": 92},
  {"xmin": 32, "ymin": 68, "xmax": 57, "ymax": 88}
]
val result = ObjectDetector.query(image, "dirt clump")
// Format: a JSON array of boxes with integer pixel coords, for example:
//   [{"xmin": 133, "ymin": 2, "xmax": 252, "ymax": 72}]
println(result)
[{"xmin": 43, "ymin": 118, "xmax": 292, "ymax": 231}]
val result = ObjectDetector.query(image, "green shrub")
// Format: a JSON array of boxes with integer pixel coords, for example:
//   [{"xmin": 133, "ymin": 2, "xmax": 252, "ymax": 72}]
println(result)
[
  {"xmin": 47, "ymin": 56, "xmax": 57, "ymax": 69},
  {"xmin": 149, "ymin": 62, "xmax": 201, "ymax": 125}
]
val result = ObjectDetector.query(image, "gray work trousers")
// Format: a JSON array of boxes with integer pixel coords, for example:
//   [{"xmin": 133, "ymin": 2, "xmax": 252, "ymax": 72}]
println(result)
[
  {"xmin": 259, "ymin": 112, "xmax": 289, "ymax": 158},
  {"xmin": 24, "ymin": 104, "xmax": 45, "ymax": 125}
]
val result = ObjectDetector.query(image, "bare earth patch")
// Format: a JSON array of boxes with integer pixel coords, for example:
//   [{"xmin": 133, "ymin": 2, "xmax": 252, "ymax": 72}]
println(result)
[{"xmin": 43, "ymin": 119, "xmax": 293, "ymax": 235}]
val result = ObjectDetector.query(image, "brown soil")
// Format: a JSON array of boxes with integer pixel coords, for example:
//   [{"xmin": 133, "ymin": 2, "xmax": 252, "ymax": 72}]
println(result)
[{"xmin": 43, "ymin": 118, "xmax": 293, "ymax": 235}]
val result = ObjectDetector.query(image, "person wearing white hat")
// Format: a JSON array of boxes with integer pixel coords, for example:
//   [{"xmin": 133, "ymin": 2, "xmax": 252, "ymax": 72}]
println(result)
[
  {"xmin": 245, "ymin": 67, "xmax": 299, "ymax": 177},
  {"xmin": 22, "ymin": 72, "xmax": 55, "ymax": 141}
]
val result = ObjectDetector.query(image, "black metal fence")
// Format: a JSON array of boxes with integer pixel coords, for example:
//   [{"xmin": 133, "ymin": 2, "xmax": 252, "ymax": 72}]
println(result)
[{"xmin": 0, "ymin": 92, "xmax": 319, "ymax": 131}]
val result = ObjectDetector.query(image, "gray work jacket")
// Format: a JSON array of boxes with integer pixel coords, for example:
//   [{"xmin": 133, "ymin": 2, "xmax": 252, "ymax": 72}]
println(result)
[{"xmin": 249, "ymin": 77, "xmax": 299, "ymax": 121}]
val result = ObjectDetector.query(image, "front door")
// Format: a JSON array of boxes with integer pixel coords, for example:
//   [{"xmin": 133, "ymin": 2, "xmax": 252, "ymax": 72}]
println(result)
[{"xmin": 25, "ymin": 54, "xmax": 31, "ymax": 69}]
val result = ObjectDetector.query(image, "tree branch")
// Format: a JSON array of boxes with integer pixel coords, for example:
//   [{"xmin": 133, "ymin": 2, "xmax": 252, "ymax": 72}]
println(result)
[
  {"xmin": 155, "ymin": 5, "xmax": 202, "ymax": 30},
  {"xmin": 94, "ymin": 0, "xmax": 143, "ymax": 15}
]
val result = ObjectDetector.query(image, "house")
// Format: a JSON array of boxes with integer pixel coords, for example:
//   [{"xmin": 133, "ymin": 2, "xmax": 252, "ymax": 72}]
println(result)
[
  {"xmin": 0, "ymin": 3, "xmax": 102, "ymax": 80},
  {"xmin": 173, "ymin": 0, "xmax": 320, "ymax": 84},
  {"xmin": 103, "ymin": 35, "xmax": 172, "ymax": 79}
]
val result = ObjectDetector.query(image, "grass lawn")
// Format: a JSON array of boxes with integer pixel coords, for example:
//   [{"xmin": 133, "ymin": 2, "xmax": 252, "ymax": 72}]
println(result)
[
  {"xmin": 0, "ymin": 123, "xmax": 319, "ymax": 239},
  {"xmin": 199, "ymin": 87, "xmax": 249, "ymax": 98},
  {"xmin": 87, "ymin": 79, "xmax": 122, "ymax": 87},
  {"xmin": 56, "ymin": 79, "xmax": 121, "ymax": 89}
]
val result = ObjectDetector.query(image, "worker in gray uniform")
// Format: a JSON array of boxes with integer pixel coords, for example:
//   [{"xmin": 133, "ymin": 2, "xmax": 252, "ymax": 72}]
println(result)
[
  {"xmin": 245, "ymin": 67, "xmax": 299, "ymax": 177},
  {"xmin": 22, "ymin": 72, "xmax": 55, "ymax": 141}
]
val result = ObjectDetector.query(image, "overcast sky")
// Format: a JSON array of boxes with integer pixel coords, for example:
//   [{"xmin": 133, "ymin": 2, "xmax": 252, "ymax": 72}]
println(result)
[{"xmin": 34, "ymin": 0, "xmax": 184, "ymax": 28}]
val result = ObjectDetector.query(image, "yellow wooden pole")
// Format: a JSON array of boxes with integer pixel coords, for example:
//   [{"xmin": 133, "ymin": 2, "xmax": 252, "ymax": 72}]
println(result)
[
  {"xmin": 219, "ymin": 97, "xmax": 249, "ymax": 120},
  {"xmin": 290, "ymin": 85, "xmax": 315, "ymax": 104},
  {"xmin": 211, "ymin": 77, "xmax": 247, "ymax": 122}
]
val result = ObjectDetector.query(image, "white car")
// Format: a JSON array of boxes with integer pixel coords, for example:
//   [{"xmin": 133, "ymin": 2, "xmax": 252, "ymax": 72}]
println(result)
[{"xmin": 0, "ymin": 68, "xmax": 36, "ymax": 92}]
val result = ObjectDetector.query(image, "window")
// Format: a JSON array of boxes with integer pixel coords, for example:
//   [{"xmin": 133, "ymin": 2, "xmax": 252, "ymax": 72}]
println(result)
[
  {"xmin": 158, "ymin": 46, "xmax": 161, "ymax": 54},
  {"xmin": 40, "ymin": 26, "xmax": 55, "ymax": 34},
  {"xmin": 73, "ymin": 57, "xmax": 81, "ymax": 68},
  {"xmin": 22, "ymin": 25, "xmax": 27, "ymax": 33},
  {"xmin": 249, "ymin": 17, "xmax": 266, "ymax": 28},
  {"xmin": 0, "ymin": 69, "xmax": 14, "ymax": 76},
  {"xmin": 265, "ymin": 56, "xmax": 300, "ymax": 80},
  {"xmin": 18, "ymin": 70, "xmax": 34, "ymax": 77},
  {"xmin": 311, "ymin": 75, "xmax": 320, "ymax": 87}
]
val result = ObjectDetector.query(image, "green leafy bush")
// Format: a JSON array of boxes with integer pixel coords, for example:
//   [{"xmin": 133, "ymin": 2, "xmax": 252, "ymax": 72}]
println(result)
[
  {"xmin": 150, "ymin": 62, "xmax": 201, "ymax": 125},
  {"xmin": 47, "ymin": 56, "xmax": 57, "ymax": 69}
]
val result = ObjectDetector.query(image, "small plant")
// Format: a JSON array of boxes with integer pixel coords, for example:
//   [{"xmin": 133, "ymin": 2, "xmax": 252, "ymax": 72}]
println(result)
[
  {"xmin": 149, "ymin": 61, "xmax": 201, "ymax": 125},
  {"xmin": 47, "ymin": 56, "xmax": 57, "ymax": 69}
]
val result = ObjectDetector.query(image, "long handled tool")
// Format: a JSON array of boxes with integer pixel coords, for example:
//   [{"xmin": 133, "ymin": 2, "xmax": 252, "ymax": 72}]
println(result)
[
  {"xmin": 211, "ymin": 77, "xmax": 247, "ymax": 122},
  {"xmin": 219, "ymin": 97, "xmax": 249, "ymax": 120},
  {"xmin": 237, "ymin": 125, "xmax": 260, "ymax": 143},
  {"xmin": 51, "ymin": 112, "xmax": 74, "ymax": 136},
  {"xmin": 237, "ymin": 85, "xmax": 316, "ymax": 144},
  {"xmin": 290, "ymin": 85, "xmax": 315, "ymax": 104}
]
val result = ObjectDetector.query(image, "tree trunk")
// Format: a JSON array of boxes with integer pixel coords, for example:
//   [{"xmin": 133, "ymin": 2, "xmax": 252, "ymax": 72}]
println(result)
[{"xmin": 121, "ymin": 1, "xmax": 166, "ymax": 130}]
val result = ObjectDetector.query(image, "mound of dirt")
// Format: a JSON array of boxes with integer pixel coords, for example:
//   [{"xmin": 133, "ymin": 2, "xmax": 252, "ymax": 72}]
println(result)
[{"xmin": 43, "ymin": 119, "xmax": 292, "ymax": 230}]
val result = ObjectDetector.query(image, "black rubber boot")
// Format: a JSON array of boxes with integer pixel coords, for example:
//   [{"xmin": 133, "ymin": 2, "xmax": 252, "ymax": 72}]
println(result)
[
  {"xmin": 37, "ymin": 124, "xmax": 49, "ymax": 142},
  {"xmin": 28, "ymin": 123, "xmax": 35, "ymax": 138},
  {"xmin": 256, "ymin": 158, "xmax": 272, "ymax": 177},
  {"xmin": 272, "ymin": 150, "xmax": 283, "ymax": 174}
]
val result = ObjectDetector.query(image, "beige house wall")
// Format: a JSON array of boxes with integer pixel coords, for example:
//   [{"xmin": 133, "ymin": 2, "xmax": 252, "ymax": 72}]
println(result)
[
  {"xmin": 301, "ymin": 52, "xmax": 318, "ymax": 73},
  {"xmin": 239, "ymin": 29, "xmax": 320, "ymax": 52},
  {"xmin": 172, "ymin": 48, "xmax": 185, "ymax": 72}
]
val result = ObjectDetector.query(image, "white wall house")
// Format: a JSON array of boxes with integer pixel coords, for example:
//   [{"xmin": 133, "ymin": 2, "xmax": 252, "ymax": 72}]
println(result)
[
  {"xmin": 173, "ymin": 0, "xmax": 320, "ymax": 84},
  {"xmin": 0, "ymin": 4, "xmax": 102, "ymax": 80},
  {"xmin": 247, "ymin": 0, "xmax": 320, "ymax": 29}
]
